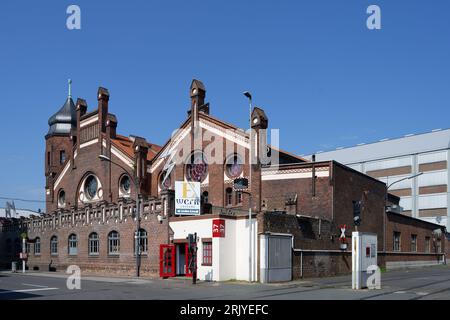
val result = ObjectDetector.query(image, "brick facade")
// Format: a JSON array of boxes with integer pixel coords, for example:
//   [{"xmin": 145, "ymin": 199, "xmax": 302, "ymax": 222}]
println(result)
[
  {"xmin": 22, "ymin": 79, "xmax": 447, "ymax": 280},
  {"xmin": 26, "ymin": 205, "xmax": 169, "ymax": 276},
  {"xmin": 258, "ymin": 162, "xmax": 446, "ymax": 279}
]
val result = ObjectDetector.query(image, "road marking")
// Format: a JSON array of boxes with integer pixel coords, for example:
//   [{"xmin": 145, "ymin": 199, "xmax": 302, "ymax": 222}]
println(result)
[
  {"xmin": 416, "ymin": 292, "xmax": 429, "ymax": 296},
  {"xmin": 394, "ymin": 291, "xmax": 406, "ymax": 294},
  {"xmin": 0, "ymin": 287, "xmax": 58, "ymax": 294},
  {"xmin": 22, "ymin": 283, "xmax": 49, "ymax": 288}
]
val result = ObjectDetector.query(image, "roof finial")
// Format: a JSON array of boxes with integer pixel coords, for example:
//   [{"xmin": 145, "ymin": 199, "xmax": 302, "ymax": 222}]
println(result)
[{"xmin": 68, "ymin": 79, "xmax": 72, "ymax": 99}]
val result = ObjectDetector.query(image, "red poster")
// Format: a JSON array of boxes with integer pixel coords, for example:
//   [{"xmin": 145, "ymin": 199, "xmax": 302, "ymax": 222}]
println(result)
[{"xmin": 212, "ymin": 219, "xmax": 225, "ymax": 237}]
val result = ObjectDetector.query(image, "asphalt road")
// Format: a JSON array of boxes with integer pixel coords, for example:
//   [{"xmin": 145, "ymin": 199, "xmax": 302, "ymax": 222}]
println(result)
[{"xmin": 1, "ymin": 265, "xmax": 450, "ymax": 300}]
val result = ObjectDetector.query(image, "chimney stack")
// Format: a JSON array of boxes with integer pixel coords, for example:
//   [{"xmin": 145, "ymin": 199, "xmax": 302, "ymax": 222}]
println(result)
[
  {"xmin": 106, "ymin": 114, "xmax": 117, "ymax": 139},
  {"xmin": 97, "ymin": 87, "xmax": 110, "ymax": 134},
  {"xmin": 133, "ymin": 137, "xmax": 149, "ymax": 196},
  {"xmin": 76, "ymin": 98, "xmax": 88, "ymax": 150}
]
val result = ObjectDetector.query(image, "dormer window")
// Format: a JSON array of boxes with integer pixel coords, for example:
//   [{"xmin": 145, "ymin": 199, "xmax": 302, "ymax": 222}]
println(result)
[{"xmin": 226, "ymin": 188, "xmax": 233, "ymax": 206}]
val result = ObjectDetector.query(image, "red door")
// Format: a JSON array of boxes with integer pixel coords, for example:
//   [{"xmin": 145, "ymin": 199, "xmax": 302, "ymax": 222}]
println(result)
[{"xmin": 160, "ymin": 244, "xmax": 176, "ymax": 278}]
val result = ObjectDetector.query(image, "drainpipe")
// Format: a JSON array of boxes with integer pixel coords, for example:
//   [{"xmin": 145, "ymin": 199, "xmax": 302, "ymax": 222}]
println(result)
[
  {"xmin": 300, "ymin": 251, "xmax": 303, "ymax": 278},
  {"xmin": 311, "ymin": 155, "xmax": 316, "ymax": 197},
  {"xmin": 318, "ymin": 218, "xmax": 321, "ymax": 238}
]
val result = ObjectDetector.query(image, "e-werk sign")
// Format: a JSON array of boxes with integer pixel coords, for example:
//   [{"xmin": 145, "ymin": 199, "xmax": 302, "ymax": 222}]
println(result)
[{"xmin": 175, "ymin": 181, "xmax": 201, "ymax": 215}]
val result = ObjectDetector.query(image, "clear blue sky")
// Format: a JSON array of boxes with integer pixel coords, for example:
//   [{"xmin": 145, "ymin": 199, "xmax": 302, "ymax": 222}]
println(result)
[{"xmin": 1, "ymin": 0, "xmax": 449, "ymax": 211}]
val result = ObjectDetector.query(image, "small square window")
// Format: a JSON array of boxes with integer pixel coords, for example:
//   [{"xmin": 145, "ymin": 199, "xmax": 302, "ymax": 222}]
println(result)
[{"xmin": 202, "ymin": 242, "xmax": 212, "ymax": 266}]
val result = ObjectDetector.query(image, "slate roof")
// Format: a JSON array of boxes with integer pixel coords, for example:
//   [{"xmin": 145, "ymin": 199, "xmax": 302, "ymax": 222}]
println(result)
[{"xmin": 47, "ymin": 97, "xmax": 76, "ymax": 136}]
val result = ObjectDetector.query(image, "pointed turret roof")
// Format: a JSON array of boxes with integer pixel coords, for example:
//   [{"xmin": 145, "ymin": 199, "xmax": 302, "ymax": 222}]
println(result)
[
  {"xmin": 47, "ymin": 97, "xmax": 76, "ymax": 136},
  {"xmin": 46, "ymin": 80, "xmax": 77, "ymax": 137}
]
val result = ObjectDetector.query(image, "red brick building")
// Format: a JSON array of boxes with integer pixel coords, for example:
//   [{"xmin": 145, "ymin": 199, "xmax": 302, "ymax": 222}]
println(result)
[{"xmin": 25, "ymin": 79, "xmax": 446, "ymax": 280}]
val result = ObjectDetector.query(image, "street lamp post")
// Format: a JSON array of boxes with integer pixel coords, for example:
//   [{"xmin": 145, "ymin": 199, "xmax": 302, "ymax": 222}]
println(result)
[
  {"xmin": 384, "ymin": 172, "xmax": 423, "ymax": 252},
  {"xmin": 99, "ymin": 155, "xmax": 141, "ymax": 277},
  {"xmin": 387, "ymin": 172, "xmax": 423, "ymax": 191},
  {"xmin": 243, "ymin": 91, "xmax": 253, "ymax": 282},
  {"xmin": 135, "ymin": 176, "xmax": 141, "ymax": 277}
]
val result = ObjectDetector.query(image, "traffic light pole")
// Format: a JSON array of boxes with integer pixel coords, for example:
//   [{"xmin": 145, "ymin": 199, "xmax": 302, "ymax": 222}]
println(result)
[
  {"xmin": 352, "ymin": 200, "xmax": 362, "ymax": 230},
  {"xmin": 188, "ymin": 233, "xmax": 198, "ymax": 285},
  {"xmin": 193, "ymin": 246, "xmax": 197, "ymax": 285}
]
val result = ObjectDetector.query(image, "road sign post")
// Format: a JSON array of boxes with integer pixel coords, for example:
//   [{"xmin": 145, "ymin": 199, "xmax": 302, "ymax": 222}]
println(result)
[{"xmin": 22, "ymin": 237, "xmax": 26, "ymax": 273}]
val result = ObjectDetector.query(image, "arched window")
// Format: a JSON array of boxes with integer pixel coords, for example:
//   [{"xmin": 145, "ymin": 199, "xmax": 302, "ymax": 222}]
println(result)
[
  {"xmin": 235, "ymin": 191, "xmax": 243, "ymax": 205},
  {"xmin": 88, "ymin": 233, "xmax": 99, "ymax": 255},
  {"xmin": 135, "ymin": 229, "xmax": 148, "ymax": 254},
  {"xmin": 108, "ymin": 231, "xmax": 120, "ymax": 255},
  {"xmin": 119, "ymin": 175, "xmax": 131, "ymax": 196},
  {"xmin": 159, "ymin": 170, "xmax": 172, "ymax": 190},
  {"xmin": 34, "ymin": 237, "xmax": 41, "ymax": 255},
  {"xmin": 58, "ymin": 189, "xmax": 66, "ymax": 208},
  {"xmin": 68, "ymin": 234, "xmax": 78, "ymax": 255},
  {"xmin": 202, "ymin": 191, "xmax": 209, "ymax": 204},
  {"xmin": 50, "ymin": 236, "xmax": 58, "ymax": 255},
  {"xmin": 226, "ymin": 188, "xmax": 233, "ymax": 206}
]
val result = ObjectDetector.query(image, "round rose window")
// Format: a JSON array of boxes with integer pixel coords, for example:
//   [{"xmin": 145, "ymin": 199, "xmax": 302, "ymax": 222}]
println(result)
[
  {"xmin": 226, "ymin": 154, "xmax": 243, "ymax": 179},
  {"xmin": 84, "ymin": 175, "xmax": 98, "ymax": 199},
  {"xmin": 186, "ymin": 152, "xmax": 208, "ymax": 182},
  {"xmin": 160, "ymin": 170, "xmax": 172, "ymax": 189},
  {"xmin": 120, "ymin": 175, "xmax": 131, "ymax": 194}
]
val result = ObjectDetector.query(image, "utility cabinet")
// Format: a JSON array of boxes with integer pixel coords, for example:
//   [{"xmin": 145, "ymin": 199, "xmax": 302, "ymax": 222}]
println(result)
[{"xmin": 352, "ymin": 232, "xmax": 378, "ymax": 289}]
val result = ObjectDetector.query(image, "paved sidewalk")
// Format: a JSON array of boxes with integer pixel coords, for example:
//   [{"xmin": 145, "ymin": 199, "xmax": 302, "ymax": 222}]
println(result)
[{"xmin": 1, "ymin": 265, "xmax": 450, "ymax": 300}]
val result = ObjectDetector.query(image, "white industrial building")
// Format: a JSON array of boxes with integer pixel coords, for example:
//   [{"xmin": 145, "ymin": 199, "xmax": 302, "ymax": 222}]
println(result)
[{"xmin": 306, "ymin": 128, "xmax": 450, "ymax": 229}]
